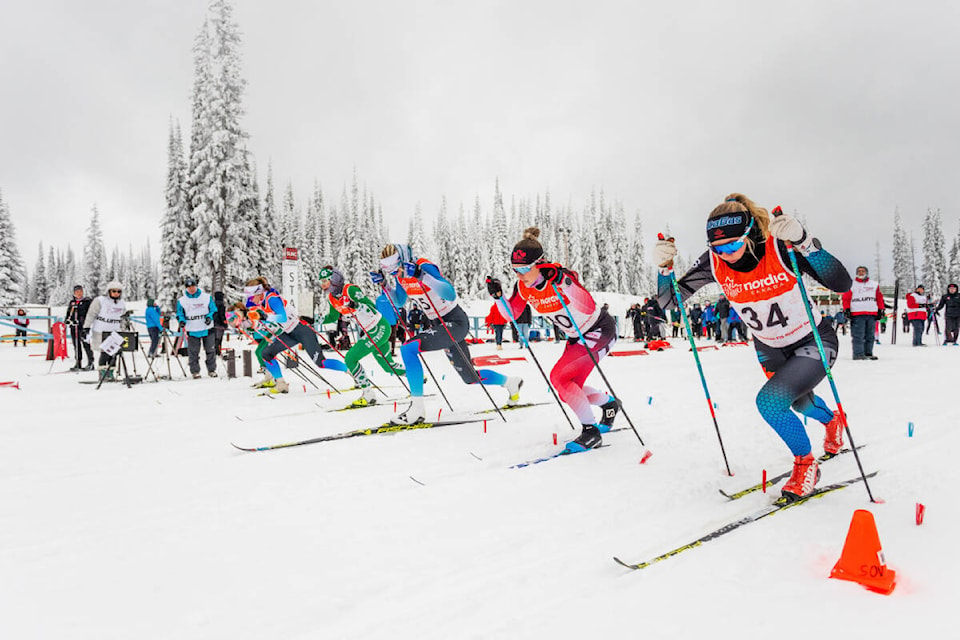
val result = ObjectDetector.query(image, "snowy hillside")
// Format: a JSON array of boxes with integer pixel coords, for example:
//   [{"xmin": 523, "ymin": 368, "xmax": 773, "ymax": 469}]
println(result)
[{"xmin": 0, "ymin": 328, "xmax": 953, "ymax": 639}]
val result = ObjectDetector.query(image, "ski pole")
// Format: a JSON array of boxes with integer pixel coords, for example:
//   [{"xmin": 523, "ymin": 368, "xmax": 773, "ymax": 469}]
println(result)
[
  {"xmin": 416, "ymin": 280, "xmax": 506, "ymax": 422},
  {"xmin": 253, "ymin": 325, "xmax": 319, "ymax": 391},
  {"xmin": 660, "ymin": 234, "xmax": 733, "ymax": 476},
  {"xmin": 491, "ymin": 279, "xmax": 577, "ymax": 433},
  {"xmin": 550, "ymin": 281, "xmax": 652, "ymax": 459},
  {"xmin": 260, "ymin": 323, "xmax": 342, "ymax": 393},
  {"xmin": 377, "ymin": 281, "xmax": 455, "ymax": 412},
  {"xmin": 772, "ymin": 205, "xmax": 876, "ymax": 502}
]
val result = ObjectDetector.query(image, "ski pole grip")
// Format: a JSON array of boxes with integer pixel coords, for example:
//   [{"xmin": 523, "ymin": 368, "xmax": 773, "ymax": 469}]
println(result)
[{"xmin": 771, "ymin": 205, "xmax": 783, "ymax": 217}]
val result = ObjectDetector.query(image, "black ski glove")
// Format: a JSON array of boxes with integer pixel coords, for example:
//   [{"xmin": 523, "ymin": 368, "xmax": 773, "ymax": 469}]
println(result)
[{"xmin": 486, "ymin": 277, "xmax": 502, "ymax": 299}]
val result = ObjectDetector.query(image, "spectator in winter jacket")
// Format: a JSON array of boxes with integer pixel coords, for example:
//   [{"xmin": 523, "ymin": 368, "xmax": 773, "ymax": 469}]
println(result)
[
  {"xmin": 213, "ymin": 291, "xmax": 227, "ymax": 355},
  {"xmin": 689, "ymin": 303, "xmax": 703, "ymax": 339},
  {"xmin": 485, "ymin": 302, "xmax": 507, "ymax": 350},
  {"xmin": 834, "ymin": 310, "xmax": 847, "ymax": 336},
  {"xmin": 627, "ymin": 303, "xmax": 644, "ymax": 341},
  {"xmin": 841, "ymin": 265, "xmax": 885, "ymax": 360},
  {"xmin": 642, "ymin": 298, "xmax": 664, "ymax": 339},
  {"xmin": 145, "ymin": 298, "xmax": 162, "ymax": 358},
  {"xmin": 670, "ymin": 308, "xmax": 682, "ymax": 337},
  {"xmin": 13, "ymin": 309, "xmax": 29, "ymax": 346},
  {"xmin": 176, "ymin": 277, "xmax": 219, "ymax": 378},
  {"xmin": 515, "ymin": 302, "xmax": 533, "ymax": 348},
  {"xmin": 702, "ymin": 303, "xmax": 716, "ymax": 338},
  {"xmin": 906, "ymin": 285, "xmax": 928, "ymax": 346},
  {"xmin": 727, "ymin": 306, "xmax": 743, "ymax": 342},
  {"xmin": 936, "ymin": 283, "xmax": 960, "ymax": 345},
  {"xmin": 84, "ymin": 280, "xmax": 127, "ymax": 374},
  {"xmin": 715, "ymin": 295, "xmax": 731, "ymax": 341},
  {"xmin": 65, "ymin": 285, "xmax": 94, "ymax": 369}
]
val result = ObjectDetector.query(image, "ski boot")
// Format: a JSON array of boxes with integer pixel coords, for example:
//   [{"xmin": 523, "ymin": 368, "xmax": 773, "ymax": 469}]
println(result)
[
  {"xmin": 565, "ymin": 424, "xmax": 602, "ymax": 453},
  {"xmin": 192, "ymin": 372, "xmax": 202, "ymax": 379},
  {"xmin": 389, "ymin": 396, "xmax": 426, "ymax": 425},
  {"xmin": 269, "ymin": 379, "xmax": 290, "ymax": 394},
  {"xmin": 252, "ymin": 373, "xmax": 275, "ymax": 389},
  {"xmin": 351, "ymin": 386, "xmax": 379, "ymax": 408},
  {"xmin": 505, "ymin": 376, "xmax": 523, "ymax": 406},
  {"xmin": 823, "ymin": 410, "xmax": 845, "ymax": 456},
  {"xmin": 208, "ymin": 370, "xmax": 218, "ymax": 378},
  {"xmin": 781, "ymin": 453, "xmax": 820, "ymax": 501},
  {"xmin": 598, "ymin": 396, "xmax": 621, "ymax": 434}
]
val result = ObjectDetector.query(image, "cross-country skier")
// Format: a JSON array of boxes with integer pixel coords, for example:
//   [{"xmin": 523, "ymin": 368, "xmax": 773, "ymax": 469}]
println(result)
[
  {"xmin": 319, "ymin": 267, "xmax": 406, "ymax": 407},
  {"xmin": 487, "ymin": 227, "xmax": 619, "ymax": 452},
  {"xmin": 655, "ymin": 193, "xmax": 852, "ymax": 501},
  {"xmin": 372, "ymin": 243, "xmax": 522, "ymax": 424},
  {"xmin": 243, "ymin": 276, "xmax": 348, "ymax": 394}
]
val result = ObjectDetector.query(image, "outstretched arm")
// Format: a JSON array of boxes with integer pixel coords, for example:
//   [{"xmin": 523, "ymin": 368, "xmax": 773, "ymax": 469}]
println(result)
[{"xmin": 657, "ymin": 251, "xmax": 714, "ymax": 310}]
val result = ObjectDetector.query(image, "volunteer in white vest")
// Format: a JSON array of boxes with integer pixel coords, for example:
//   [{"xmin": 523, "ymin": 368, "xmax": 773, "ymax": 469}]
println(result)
[
  {"xmin": 841, "ymin": 265, "xmax": 885, "ymax": 360},
  {"xmin": 176, "ymin": 277, "xmax": 219, "ymax": 379},
  {"xmin": 83, "ymin": 280, "xmax": 127, "ymax": 373}
]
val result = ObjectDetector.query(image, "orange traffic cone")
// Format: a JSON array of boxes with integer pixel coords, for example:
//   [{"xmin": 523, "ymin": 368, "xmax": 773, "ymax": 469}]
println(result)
[{"xmin": 830, "ymin": 509, "xmax": 896, "ymax": 594}]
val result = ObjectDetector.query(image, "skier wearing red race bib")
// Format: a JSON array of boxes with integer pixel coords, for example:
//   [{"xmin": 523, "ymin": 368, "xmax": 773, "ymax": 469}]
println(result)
[
  {"xmin": 372, "ymin": 243, "xmax": 523, "ymax": 425},
  {"xmin": 487, "ymin": 227, "xmax": 620, "ymax": 452},
  {"xmin": 655, "ymin": 194, "xmax": 852, "ymax": 500}
]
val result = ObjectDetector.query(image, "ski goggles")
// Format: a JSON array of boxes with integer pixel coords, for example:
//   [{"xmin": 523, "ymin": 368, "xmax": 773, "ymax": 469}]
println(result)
[
  {"xmin": 380, "ymin": 254, "xmax": 401, "ymax": 275},
  {"xmin": 709, "ymin": 218, "xmax": 754, "ymax": 255},
  {"xmin": 243, "ymin": 284, "xmax": 265, "ymax": 297},
  {"xmin": 512, "ymin": 264, "xmax": 536, "ymax": 274}
]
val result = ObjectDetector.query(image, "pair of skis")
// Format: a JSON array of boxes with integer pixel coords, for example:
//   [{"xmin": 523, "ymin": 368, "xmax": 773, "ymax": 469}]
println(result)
[{"xmin": 613, "ymin": 449, "xmax": 877, "ymax": 571}]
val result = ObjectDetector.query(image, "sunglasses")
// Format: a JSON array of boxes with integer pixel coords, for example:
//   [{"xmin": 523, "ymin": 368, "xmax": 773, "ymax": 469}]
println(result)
[
  {"xmin": 108, "ymin": 289, "xmax": 122, "ymax": 293},
  {"xmin": 709, "ymin": 218, "xmax": 754, "ymax": 255}
]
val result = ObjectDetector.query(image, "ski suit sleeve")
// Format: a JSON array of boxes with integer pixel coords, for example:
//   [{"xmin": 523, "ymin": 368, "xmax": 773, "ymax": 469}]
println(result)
[
  {"xmin": 841, "ymin": 290, "xmax": 852, "ymax": 311},
  {"xmin": 176, "ymin": 301, "xmax": 186, "ymax": 325},
  {"xmin": 419, "ymin": 263, "xmax": 456, "ymax": 301},
  {"xmin": 321, "ymin": 296, "xmax": 342, "ymax": 325},
  {"xmin": 658, "ymin": 251, "xmax": 713, "ymax": 311},
  {"xmin": 936, "ymin": 295, "xmax": 947, "ymax": 312},
  {"xmin": 876, "ymin": 287, "xmax": 885, "ymax": 311},
  {"xmin": 375, "ymin": 293, "xmax": 398, "ymax": 325},
  {"xmin": 84, "ymin": 298, "xmax": 101, "ymax": 330},
  {"xmin": 207, "ymin": 297, "xmax": 217, "ymax": 320},
  {"xmin": 555, "ymin": 272, "xmax": 597, "ymax": 317},
  {"xmin": 496, "ymin": 282, "xmax": 528, "ymax": 321},
  {"xmin": 778, "ymin": 241, "xmax": 852, "ymax": 293},
  {"xmin": 267, "ymin": 295, "xmax": 287, "ymax": 323},
  {"xmin": 389, "ymin": 280, "xmax": 407, "ymax": 307}
]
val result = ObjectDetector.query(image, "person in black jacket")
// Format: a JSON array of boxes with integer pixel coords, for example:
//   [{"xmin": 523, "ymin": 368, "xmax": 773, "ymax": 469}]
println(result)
[
  {"xmin": 641, "ymin": 298, "xmax": 664, "ymax": 339},
  {"xmin": 715, "ymin": 294, "xmax": 731, "ymax": 341},
  {"xmin": 212, "ymin": 291, "xmax": 227, "ymax": 354},
  {"xmin": 626, "ymin": 303, "xmax": 644, "ymax": 341},
  {"xmin": 64, "ymin": 285, "xmax": 94, "ymax": 370},
  {"xmin": 936, "ymin": 283, "xmax": 960, "ymax": 345},
  {"xmin": 689, "ymin": 303, "xmax": 703, "ymax": 339}
]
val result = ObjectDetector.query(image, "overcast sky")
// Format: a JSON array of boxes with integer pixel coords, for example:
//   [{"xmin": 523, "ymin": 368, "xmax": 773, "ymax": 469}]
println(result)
[{"xmin": 2, "ymin": 0, "xmax": 959, "ymax": 283}]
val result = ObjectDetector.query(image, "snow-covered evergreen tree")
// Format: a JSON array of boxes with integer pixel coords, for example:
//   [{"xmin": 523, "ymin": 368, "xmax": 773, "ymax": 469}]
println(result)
[
  {"xmin": 947, "ymin": 229, "xmax": 960, "ymax": 287},
  {"xmin": 82, "ymin": 205, "xmax": 107, "ymax": 296},
  {"xmin": 0, "ymin": 190, "xmax": 27, "ymax": 305},
  {"xmin": 187, "ymin": 0, "xmax": 252, "ymax": 291},
  {"xmin": 892, "ymin": 208, "xmax": 912, "ymax": 288},
  {"xmin": 922, "ymin": 208, "xmax": 947, "ymax": 296},
  {"xmin": 158, "ymin": 121, "xmax": 191, "ymax": 306},
  {"xmin": 433, "ymin": 196, "xmax": 453, "ymax": 277},
  {"xmin": 489, "ymin": 179, "xmax": 510, "ymax": 281},
  {"xmin": 628, "ymin": 211, "xmax": 653, "ymax": 295},
  {"xmin": 258, "ymin": 164, "xmax": 280, "ymax": 283},
  {"xmin": 408, "ymin": 203, "xmax": 428, "ymax": 258},
  {"xmin": 578, "ymin": 201, "xmax": 600, "ymax": 289},
  {"xmin": 469, "ymin": 196, "xmax": 491, "ymax": 295},
  {"xmin": 30, "ymin": 243, "xmax": 48, "ymax": 304}
]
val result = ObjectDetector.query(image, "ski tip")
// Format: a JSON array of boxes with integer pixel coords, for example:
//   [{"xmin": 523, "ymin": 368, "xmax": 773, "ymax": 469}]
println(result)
[{"xmin": 639, "ymin": 449, "xmax": 653, "ymax": 464}]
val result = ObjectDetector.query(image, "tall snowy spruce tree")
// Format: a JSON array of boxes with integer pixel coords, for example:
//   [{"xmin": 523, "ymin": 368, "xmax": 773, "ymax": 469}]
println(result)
[
  {"xmin": 184, "ymin": 0, "xmax": 255, "ymax": 293},
  {"xmin": 0, "ymin": 190, "xmax": 28, "ymax": 305},
  {"xmin": 892, "ymin": 209, "xmax": 912, "ymax": 288},
  {"xmin": 159, "ymin": 121, "xmax": 191, "ymax": 306},
  {"xmin": 82, "ymin": 206, "xmax": 107, "ymax": 296},
  {"xmin": 30, "ymin": 243, "xmax": 48, "ymax": 304},
  {"xmin": 921, "ymin": 208, "xmax": 947, "ymax": 296}
]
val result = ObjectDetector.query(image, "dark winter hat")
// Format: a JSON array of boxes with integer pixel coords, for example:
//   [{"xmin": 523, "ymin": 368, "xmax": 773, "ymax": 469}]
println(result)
[
  {"xmin": 856, "ymin": 265, "xmax": 868, "ymax": 274},
  {"xmin": 916, "ymin": 284, "xmax": 925, "ymax": 290},
  {"xmin": 73, "ymin": 284, "xmax": 83, "ymax": 291},
  {"xmin": 949, "ymin": 283, "xmax": 958, "ymax": 291},
  {"xmin": 705, "ymin": 211, "xmax": 753, "ymax": 244},
  {"xmin": 184, "ymin": 277, "xmax": 198, "ymax": 287},
  {"xmin": 147, "ymin": 298, "xmax": 155, "ymax": 306},
  {"xmin": 510, "ymin": 243, "xmax": 543, "ymax": 265}
]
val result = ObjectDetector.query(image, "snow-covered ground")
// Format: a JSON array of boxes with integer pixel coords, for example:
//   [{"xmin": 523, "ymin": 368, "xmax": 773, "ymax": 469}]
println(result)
[{"xmin": 0, "ymin": 324, "xmax": 954, "ymax": 639}]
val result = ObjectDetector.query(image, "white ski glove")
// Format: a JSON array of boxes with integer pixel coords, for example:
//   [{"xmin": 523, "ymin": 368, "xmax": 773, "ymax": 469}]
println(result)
[
  {"xmin": 653, "ymin": 237, "xmax": 678, "ymax": 269},
  {"xmin": 768, "ymin": 213, "xmax": 806, "ymax": 244},
  {"xmin": 769, "ymin": 211, "xmax": 817, "ymax": 254}
]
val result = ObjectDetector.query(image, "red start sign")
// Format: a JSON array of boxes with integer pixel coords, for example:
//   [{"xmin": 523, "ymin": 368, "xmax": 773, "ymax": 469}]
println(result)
[{"xmin": 284, "ymin": 247, "xmax": 299, "ymax": 261}]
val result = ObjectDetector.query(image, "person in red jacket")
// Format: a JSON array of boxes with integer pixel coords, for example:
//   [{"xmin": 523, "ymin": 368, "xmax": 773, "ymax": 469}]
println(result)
[
  {"xmin": 485, "ymin": 300, "xmax": 508, "ymax": 350},
  {"xmin": 906, "ymin": 284, "xmax": 928, "ymax": 346},
  {"xmin": 841, "ymin": 265, "xmax": 884, "ymax": 360}
]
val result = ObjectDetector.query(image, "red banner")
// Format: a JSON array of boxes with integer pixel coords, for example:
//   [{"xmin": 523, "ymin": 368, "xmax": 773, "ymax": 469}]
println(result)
[{"xmin": 52, "ymin": 321, "xmax": 68, "ymax": 359}]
